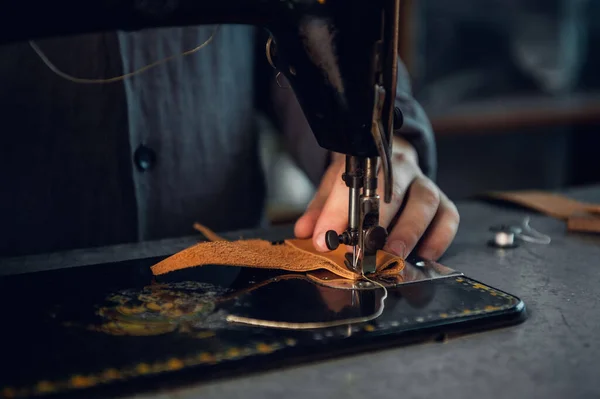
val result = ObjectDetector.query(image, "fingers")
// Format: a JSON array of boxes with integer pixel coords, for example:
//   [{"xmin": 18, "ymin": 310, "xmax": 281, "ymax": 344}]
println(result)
[
  {"xmin": 297, "ymin": 147, "xmax": 459, "ymax": 260},
  {"xmin": 415, "ymin": 193, "xmax": 460, "ymax": 261},
  {"xmin": 294, "ymin": 159, "xmax": 343, "ymax": 239},
  {"xmin": 384, "ymin": 176, "xmax": 441, "ymax": 258},
  {"xmin": 310, "ymin": 165, "xmax": 353, "ymax": 251},
  {"xmin": 306, "ymin": 151, "xmax": 423, "ymax": 253},
  {"xmin": 378, "ymin": 152, "xmax": 421, "ymax": 229}
]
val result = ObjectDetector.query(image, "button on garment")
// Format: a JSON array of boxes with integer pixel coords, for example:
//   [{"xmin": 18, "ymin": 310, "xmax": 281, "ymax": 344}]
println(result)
[
  {"xmin": 133, "ymin": 144, "xmax": 156, "ymax": 172},
  {"xmin": 0, "ymin": 25, "xmax": 269, "ymax": 256},
  {"xmin": 117, "ymin": 25, "xmax": 266, "ymax": 241}
]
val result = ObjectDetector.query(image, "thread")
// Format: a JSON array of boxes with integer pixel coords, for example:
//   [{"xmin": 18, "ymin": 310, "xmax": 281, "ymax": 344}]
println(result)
[
  {"xmin": 29, "ymin": 26, "xmax": 219, "ymax": 84},
  {"xmin": 226, "ymin": 275, "xmax": 388, "ymax": 330},
  {"xmin": 517, "ymin": 217, "xmax": 552, "ymax": 245}
]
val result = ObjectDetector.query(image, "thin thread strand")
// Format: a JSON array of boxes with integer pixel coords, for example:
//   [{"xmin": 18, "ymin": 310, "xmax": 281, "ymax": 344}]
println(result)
[
  {"xmin": 226, "ymin": 275, "xmax": 388, "ymax": 330},
  {"xmin": 517, "ymin": 217, "xmax": 552, "ymax": 245},
  {"xmin": 28, "ymin": 26, "xmax": 219, "ymax": 84}
]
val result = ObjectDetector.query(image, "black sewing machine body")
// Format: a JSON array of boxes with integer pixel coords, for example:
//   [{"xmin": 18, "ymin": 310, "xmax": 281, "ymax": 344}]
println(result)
[{"xmin": 1, "ymin": 0, "xmax": 399, "ymax": 157}]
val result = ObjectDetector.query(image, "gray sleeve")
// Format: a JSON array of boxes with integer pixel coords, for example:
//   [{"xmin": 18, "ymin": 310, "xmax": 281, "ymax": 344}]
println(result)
[{"xmin": 394, "ymin": 58, "xmax": 437, "ymax": 182}]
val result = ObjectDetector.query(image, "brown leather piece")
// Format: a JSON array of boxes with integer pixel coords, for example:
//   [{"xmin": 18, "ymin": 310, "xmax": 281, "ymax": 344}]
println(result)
[
  {"xmin": 566, "ymin": 212, "xmax": 600, "ymax": 233},
  {"xmin": 484, "ymin": 190, "xmax": 600, "ymax": 233},
  {"xmin": 485, "ymin": 190, "xmax": 600, "ymax": 219},
  {"xmin": 151, "ymin": 224, "xmax": 405, "ymax": 280},
  {"xmin": 193, "ymin": 223, "xmax": 228, "ymax": 242}
]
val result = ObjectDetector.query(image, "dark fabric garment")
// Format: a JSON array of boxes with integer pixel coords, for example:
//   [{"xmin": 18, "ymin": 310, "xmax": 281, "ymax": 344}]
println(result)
[
  {"xmin": 0, "ymin": 25, "xmax": 434, "ymax": 257},
  {"xmin": 0, "ymin": 33, "xmax": 137, "ymax": 256},
  {"xmin": 117, "ymin": 25, "xmax": 264, "ymax": 242}
]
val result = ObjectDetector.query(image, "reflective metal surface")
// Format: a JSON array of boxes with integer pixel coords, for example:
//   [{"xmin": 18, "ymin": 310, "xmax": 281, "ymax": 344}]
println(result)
[
  {"xmin": 307, "ymin": 256, "xmax": 462, "ymax": 290},
  {"xmin": 0, "ymin": 254, "xmax": 524, "ymax": 398}
]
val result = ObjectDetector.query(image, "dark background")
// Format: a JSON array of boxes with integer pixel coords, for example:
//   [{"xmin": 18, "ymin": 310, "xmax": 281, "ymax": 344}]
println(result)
[
  {"xmin": 409, "ymin": 0, "xmax": 600, "ymax": 199},
  {"xmin": 263, "ymin": 0, "xmax": 600, "ymax": 222}
]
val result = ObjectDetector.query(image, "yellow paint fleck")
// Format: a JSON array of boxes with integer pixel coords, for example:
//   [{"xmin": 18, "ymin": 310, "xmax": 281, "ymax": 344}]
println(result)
[
  {"xmin": 70, "ymin": 375, "xmax": 95, "ymax": 388},
  {"xmin": 102, "ymin": 369, "xmax": 121, "ymax": 380},
  {"xmin": 440, "ymin": 313, "xmax": 449, "ymax": 318},
  {"xmin": 167, "ymin": 358, "xmax": 184, "ymax": 370},
  {"xmin": 462, "ymin": 309, "xmax": 472, "ymax": 315},
  {"xmin": 117, "ymin": 305, "xmax": 146, "ymax": 315},
  {"xmin": 472, "ymin": 283, "xmax": 489, "ymax": 291},
  {"xmin": 194, "ymin": 331, "xmax": 216, "ymax": 339},
  {"xmin": 146, "ymin": 302, "xmax": 161, "ymax": 311},
  {"xmin": 256, "ymin": 343, "xmax": 273, "ymax": 354},
  {"xmin": 490, "ymin": 293, "xmax": 497, "ymax": 296},
  {"xmin": 2, "ymin": 387, "xmax": 16, "ymax": 398},
  {"xmin": 456, "ymin": 278, "xmax": 464, "ymax": 282},
  {"xmin": 227, "ymin": 348, "xmax": 241, "ymax": 358},
  {"xmin": 136, "ymin": 363, "xmax": 151, "ymax": 374},
  {"xmin": 484, "ymin": 305, "xmax": 499, "ymax": 311},
  {"xmin": 35, "ymin": 380, "xmax": 55, "ymax": 393},
  {"xmin": 198, "ymin": 353, "xmax": 216, "ymax": 363},
  {"xmin": 285, "ymin": 338, "xmax": 297, "ymax": 346},
  {"xmin": 364, "ymin": 325, "xmax": 375, "ymax": 332}
]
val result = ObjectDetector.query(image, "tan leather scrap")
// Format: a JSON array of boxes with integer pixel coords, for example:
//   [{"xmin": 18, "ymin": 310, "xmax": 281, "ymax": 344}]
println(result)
[
  {"xmin": 484, "ymin": 190, "xmax": 600, "ymax": 233},
  {"xmin": 150, "ymin": 223, "xmax": 405, "ymax": 280},
  {"xmin": 566, "ymin": 212, "xmax": 600, "ymax": 234}
]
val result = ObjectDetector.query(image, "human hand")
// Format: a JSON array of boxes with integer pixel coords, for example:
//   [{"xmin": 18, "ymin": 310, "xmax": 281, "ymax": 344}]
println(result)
[{"xmin": 294, "ymin": 137, "xmax": 459, "ymax": 261}]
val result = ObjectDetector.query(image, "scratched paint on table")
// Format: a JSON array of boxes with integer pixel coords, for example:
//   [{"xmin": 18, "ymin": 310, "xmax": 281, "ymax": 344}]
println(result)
[{"xmin": 65, "ymin": 282, "xmax": 225, "ymax": 337}]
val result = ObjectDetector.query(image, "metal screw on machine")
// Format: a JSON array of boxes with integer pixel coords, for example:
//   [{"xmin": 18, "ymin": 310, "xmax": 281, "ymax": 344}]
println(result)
[
  {"xmin": 325, "ymin": 231, "xmax": 341, "ymax": 250},
  {"xmin": 363, "ymin": 226, "xmax": 387, "ymax": 253},
  {"xmin": 325, "ymin": 226, "xmax": 387, "ymax": 253},
  {"xmin": 325, "ymin": 230, "xmax": 355, "ymax": 251}
]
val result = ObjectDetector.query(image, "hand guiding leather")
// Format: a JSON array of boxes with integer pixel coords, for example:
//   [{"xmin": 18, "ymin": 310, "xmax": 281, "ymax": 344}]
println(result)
[{"xmin": 294, "ymin": 137, "xmax": 459, "ymax": 261}]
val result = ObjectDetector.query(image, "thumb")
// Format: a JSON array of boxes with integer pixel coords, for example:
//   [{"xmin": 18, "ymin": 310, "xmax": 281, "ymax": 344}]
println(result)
[
  {"xmin": 294, "ymin": 157, "xmax": 344, "ymax": 239},
  {"xmin": 310, "ymin": 168, "xmax": 350, "ymax": 251}
]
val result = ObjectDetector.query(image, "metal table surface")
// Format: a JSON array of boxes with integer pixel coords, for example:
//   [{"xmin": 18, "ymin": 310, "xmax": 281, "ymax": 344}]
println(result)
[{"xmin": 2, "ymin": 186, "xmax": 599, "ymax": 399}]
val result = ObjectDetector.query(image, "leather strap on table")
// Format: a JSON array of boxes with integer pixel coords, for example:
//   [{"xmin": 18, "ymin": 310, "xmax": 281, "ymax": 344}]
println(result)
[
  {"xmin": 151, "ymin": 224, "xmax": 405, "ymax": 280},
  {"xmin": 483, "ymin": 190, "xmax": 600, "ymax": 233}
]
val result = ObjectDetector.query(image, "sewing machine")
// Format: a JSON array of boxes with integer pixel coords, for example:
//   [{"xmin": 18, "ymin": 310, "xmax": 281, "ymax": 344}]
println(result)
[
  {"xmin": 1, "ymin": 0, "xmax": 401, "ymax": 275},
  {"xmin": 0, "ymin": 7, "xmax": 532, "ymax": 395}
]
